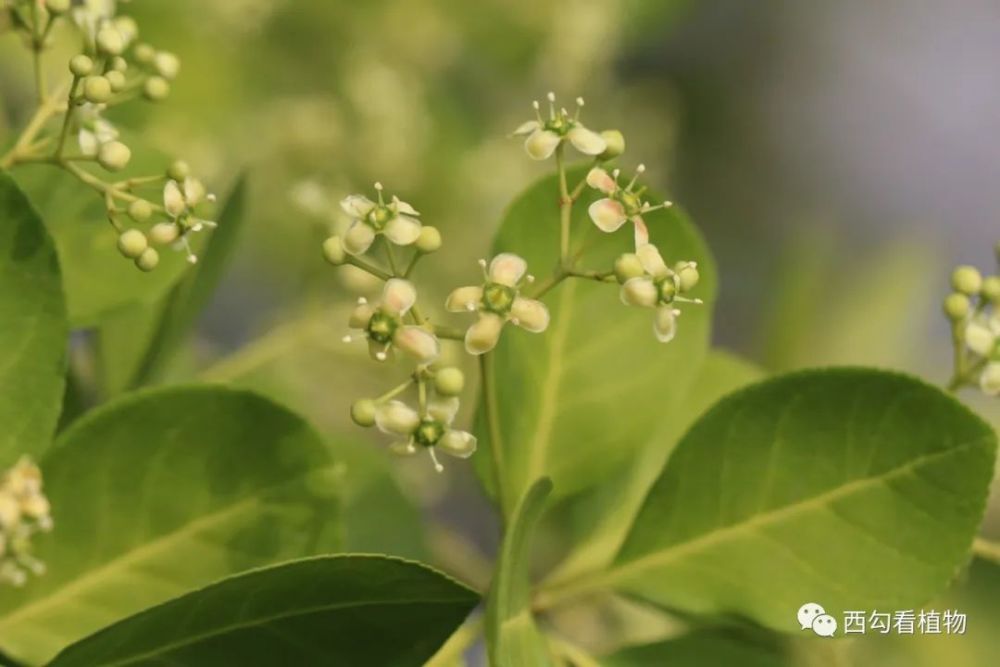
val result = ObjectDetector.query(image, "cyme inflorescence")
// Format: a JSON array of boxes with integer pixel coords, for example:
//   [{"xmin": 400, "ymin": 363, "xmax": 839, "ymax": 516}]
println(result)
[
  {"xmin": 1, "ymin": 0, "xmax": 216, "ymax": 270},
  {"xmin": 321, "ymin": 93, "xmax": 701, "ymax": 472},
  {"xmin": 944, "ymin": 243, "xmax": 1000, "ymax": 395},
  {"xmin": 0, "ymin": 457, "xmax": 52, "ymax": 587}
]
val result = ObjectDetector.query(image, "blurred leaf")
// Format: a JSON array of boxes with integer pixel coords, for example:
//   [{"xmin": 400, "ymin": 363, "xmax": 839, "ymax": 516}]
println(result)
[
  {"xmin": 486, "ymin": 478, "xmax": 554, "ymax": 667},
  {"xmin": 475, "ymin": 168, "xmax": 716, "ymax": 515},
  {"xmin": 547, "ymin": 351, "xmax": 764, "ymax": 587},
  {"xmin": 603, "ymin": 627, "xmax": 791, "ymax": 667},
  {"xmin": 0, "ymin": 386, "xmax": 346, "ymax": 665},
  {"xmin": 572, "ymin": 369, "xmax": 995, "ymax": 634},
  {"xmin": 97, "ymin": 174, "xmax": 248, "ymax": 392},
  {"xmin": 0, "ymin": 172, "xmax": 66, "ymax": 467},
  {"xmin": 49, "ymin": 555, "xmax": 479, "ymax": 667}
]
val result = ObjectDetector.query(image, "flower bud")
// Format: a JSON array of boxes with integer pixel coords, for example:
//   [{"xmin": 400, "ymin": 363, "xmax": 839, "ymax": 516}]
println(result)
[
  {"xmin": 106, "ymin": 70, "xmax": 127, "ymax": 93},
  {"xmin": 981, "ymin": 276, "xmax": 1000, "ymax": 303},
  {"xmin": 127, "ymin": 199, "xmax": 153, "ymax": 222},
  {"xmin": 69, "ymin": 54, "xmax": 93, "ymax": 77},
  {"xmin": 83, "ymin": 76, "xmax": 112, "ymax": 104},
  {"xmin": 135, "ymin": 247, "xmax": 159, "ymax": 272},
  {"xmin": 621, "ymin": 278, "xmax": 658, "ymax": 307},
  {"xmin": 943, "ymin": 293, "xmax": 970, "ymax": 320},
  {"xmin": 167, "ymin": 160, "xmax": 190, "ymax": 182},
  {"xmin": 97, "ymin": 141, "xmax": 131, "ymax": 172},
  {"xmin": 96, "ymin": 26, "xmax": 125, "ymax": 56},
  {"xmin": 149, "ymin": 222, "xmax": 180, "ymax": 245},
  {"xmin": 435, "ymin": 367, "xmax": 465, "ymax": 396},
  {"xmin": 675, "ymin": 262, "xmax": 700, "ymax": 292},
  {"xmin": 598, "ymin": 129, "xmax": 625, "ymax": 160},
  {"xmin": 350, "ymin": 399, "xmax": 377, "ymax": 427},
  {"xmin": 117, "ymin": 229, "xmax": 148, "ymax": 259},
  {"xmin": 614, "ymin": 253, "xmax": 644, "ymax": 283},
  {"xmin": 110, "ymin": 57, "xmax": 128, "ymax": 73},
  {"xmin": 416, "ymin": 226, "xmax": 442, "ymax": 253},
  {"xmin": 113, "ymin": 16, "xmax": 138, "ymax": 44},
  {"xmin": 134, "ymin": 43, "xmax": 155, "ymax": 65},
  {"xmin": 143, "ymin": 76, "xmax": 170, "ymax": 102},
  {"xmin": 45, "ymin": 0, "xmax": 71, "ymax": 14},
  {"xmin": 154, "ymin": 52, "xmax": 181, "ymax": 79},
  {"xmin": 323, "ymin": 236, "xmax": 346, "ymax": 265},
  {"xmin": 951, "ymin": 265, "xmax": 982, "ymax": 295}
]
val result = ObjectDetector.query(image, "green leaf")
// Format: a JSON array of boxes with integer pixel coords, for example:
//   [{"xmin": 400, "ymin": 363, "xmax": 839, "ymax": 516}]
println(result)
[
  {"xmin": 97, "ymin": 175, "xmax": 248, "ymax": 392},
  {"xmin": 603, "ymin": 627, "xmax": 791, "ymax": 667},
  {"xmin": 547, "ymin": 351, "xmax": 764, "ymax": 586},
  {"xmin": 48, "ymin": 555, "xmax": 478, "ymax": 667},
  {"xmin": 486, "ymin": 478, "xmax": 555, "ymax": 667},
  {"xmin": 0, "ymin": 172, "xmax": 67, "ymax": 467},
  {"xmin": 475, "ymin": 168, "xmax": 716, "ymax": 515},
  {"xmin": 0, "ymin": 386, "xmax": 347, "ymax": 665},
  {"xmin": 571, "ymin": 369, "xmax": 995, "ymax": 634}
]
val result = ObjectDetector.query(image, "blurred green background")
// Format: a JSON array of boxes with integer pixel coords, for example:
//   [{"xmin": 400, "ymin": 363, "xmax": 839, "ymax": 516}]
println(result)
[{"xmin": 2, "ymin": 0, "xmax": 999, "ymax": 664}]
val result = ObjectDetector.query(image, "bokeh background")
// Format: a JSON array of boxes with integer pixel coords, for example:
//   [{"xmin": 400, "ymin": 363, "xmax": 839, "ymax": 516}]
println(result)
[{"xmin": 3, "ymin": 1, "xmax": 1000, "ymax": 664}]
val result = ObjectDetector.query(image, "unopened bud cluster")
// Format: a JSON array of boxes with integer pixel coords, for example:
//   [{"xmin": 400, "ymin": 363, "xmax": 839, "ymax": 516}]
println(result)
[
  {"xmin": 944, "ymin": 244, "xmax": 1000, "ymax": 395},
  {"xmin": 0, "ymin": 458, "xmax": 52, "ymax": 587}
]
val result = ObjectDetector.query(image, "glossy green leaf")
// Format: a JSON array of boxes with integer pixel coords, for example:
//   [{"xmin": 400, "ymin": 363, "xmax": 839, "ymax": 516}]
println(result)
[
  {"xmin": 603, "ymin": 628, "xmax": 791, "ymax": 667},
  {"xmin": 0, "ymin": 172, "xmax": 67, "ymax": 467},
  {"xmin": 486, "ymin": 478, "xmax": 555, "ymax": 667},
  {"xmin": 475, "ymin": 168, "xmax": 716, "ymax": 515},
  {"xmin": 0, "ymin": 386, "xmax": 345, "ymax": 665},
  {"xmin": 581, "ymin": 369, "xmax": 995, "ymax": 634},
  {"xmin": 48, "ymin": 555, "xmax": 479, "ymax": 667},
  {"xmin": 547, "ymin": 351, "xmax": 764, "ymax": 586}
]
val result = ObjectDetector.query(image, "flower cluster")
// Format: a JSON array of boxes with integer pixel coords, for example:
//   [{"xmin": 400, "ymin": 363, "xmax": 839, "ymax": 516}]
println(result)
[
  {"xmin": 944, "ymin": 247, "xmax": 1000, "ymax": 395},
  {"xmin": 0, "ymin": 457, "xmax": 52, "ymax": 587},
  {"xmin": 0, "ymin": 0, "xmax": 215, "ymax": 271}
]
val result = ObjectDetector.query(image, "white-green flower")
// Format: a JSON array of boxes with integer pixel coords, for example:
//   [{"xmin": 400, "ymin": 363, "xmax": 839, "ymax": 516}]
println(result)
[
  {"xmin": 346, "ymin": 278, "xmax": 440, "ymax": 363},
  {"xmin": 512, "ymin": 93, "xmax": 607, "ymax": 160},
  {"xmin": 965, "ymin": 312, "xmax": 1000, "ymax": 358},
  {"xmin": 71, "ymin": 0, "xmax": 116, "ymax": 38},
  {"xmin": 159, "ymin": 177, "xmax": 217, "ymax": 263},
  {"xmin": 446, "ymin": 253, "xmax": 549, "ymax": 355},
  {"xmin": 374, "ymin": 397, "xmax": 476, "ymax": 472},
  {"xmin": 77, "ymin": 104, "xmax": 117, "ymax": 156},
  {"xmin": 586, "ymin": 165, "xmax": 672, "ymax": 248},
  {"xmin": 340, "ymin": 183, "xmax": 422, "ymax": 256},
  {"xmin": 0, "ymin": 457, "xmax": 52, "ymax": 587},
  {"xmin": 620, "ymin": 244, "xmax": 701, "ymax": 343}
]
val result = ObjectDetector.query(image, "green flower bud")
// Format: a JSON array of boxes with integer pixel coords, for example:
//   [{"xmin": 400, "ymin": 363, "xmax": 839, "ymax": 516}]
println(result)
[
  {"xmin": 675, "ymin": 262, "xmax": 700, "ymax": 292},
  {"xmin": 416, "ymin": 226, "xmax": 442, "ymax": 253},
  {"xmin": 82, "ymin": 76, "xmax": 112, "ymax": 103},
  {"xmin": 97, "ymin": 141, "xmax": 131, "ymax": 172},
  {"xmin": 110, "ymin": 57, "xmax": 128, "ymax": 73},
  {"xmin": 951, "ymin": 265, "xmax": 982, "ymax": 295},
  {"xmin": 434, "ymin": 367, "xmax": 465, "ymax": 396},
  {"xmin": 113, "ymin": 16, "xmax": 138, "ymax": 43},
  {"xmin": 96, "ymin": 26, "xmax": 125, "ymax": 56},
  {"xmin": 322, "ymin": 236, "xmax": 346, "ymax": 265},
  {"xmin": 69, "ymin": 54, "xmax": 93, "ymax": 77},
  {"xmin": 135, "ymin": 247, "xmax": 159, "ymax": 272},
  {"xmin": 943, "ymin": 292, "xmax": 970, "ymax": 320},
  {"xmin": 143, "ymin": 76, "xmax": 170, "ymax": 102},
  {"xmin": 350, "ymin": 399, "xmax": 377, "ymax": 427},
  {"xmin": 154, "ymin": 51, "xmax": 180, "ymax": 79},
  {"xmin": 45, "ymin": 0, "xmax": 71, "ymax": 14},
  {"xmin": 106, "ymin": 70, "xmax": 127, "ymax": 93},
  {"xmin": 127, "ymin": 199, "xmax": 153, "ymax": 222},
  {"xmin": 598, "ymin": 129, "xmax": 625, "ymax": 160},
  {"xmin": 982, "ymin": 276, "xmax": 1000, "ymax": 303},
  {"xmin": 117, "ymin": 229, "xmax": 148, "ymax": 259},
  {"xmin": 614, "ymin": 253, "xmax": 644, "ymax": 283},
  {"xmin": 134, "ymin": 43, "xmax": 155, "ymax": 65},
  {"xmin": 167, "ymin": 160, "xmax": 190, "ymax": 182},
  {"xmin": 149, "ymin": 222, "xmax": 180, "ymax": 246}
]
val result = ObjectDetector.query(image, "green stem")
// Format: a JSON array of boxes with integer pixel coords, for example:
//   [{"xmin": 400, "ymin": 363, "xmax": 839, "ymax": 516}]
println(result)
[
  {"xmin": 55, "ymin": 77, "xmax": 82, "ymax": 158},
  {"xmin": 480, "ymin": 352, "xmax": 507, "ymax": 518},
  {"xmin": 29, "ymin": 1, "xmax": 45, "ymax": 104},
  {"xmin": 424, "ymin": 615, "xmax": 484, "ymax": 667},
  {"xmin": 344, "ymin": 255, "xmax": 392, "ymax": 281},
  {"xmin": 973, "ymin": 537, "xmax": 1000, "ymax": 566},
  {"xmin": 548, "ymin": 635, "xmax": 602, "ymax": 667},
  {"xmin": 432, "ymin": 325, "xmax": 465, "ymax": 340},
  {"xmin": 556, "ymin": 144, "xmax": 571, "ymax": 264}
]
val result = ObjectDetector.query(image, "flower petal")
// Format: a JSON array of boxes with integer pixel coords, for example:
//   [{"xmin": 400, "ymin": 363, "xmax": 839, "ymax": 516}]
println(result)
[
  {"xmin": 439, "ymin": 431, "xmax": 477, "ymax": 459},
  {"xmin": 391, "ymin": 196, "xmax": 420, "ymax": 216},
  {"xmin": 94, "ymin": 119, "xmax": 118, "ymax": 143},
  {"xmin": 464, "ymin": 313, "xmax": 505, "ymax": 355},
  {"xmin": 375, "ymin": 400, "xmax": 420, "ymax": 436},
  {"xmin": 567, "ymin": 126, "xmax": 607, "ymax": 155},
  {"xmin": 654, "ymin": 305, "xmax": 679, "ymax": 343},
  {"xmin": 340, "ymin": 194, "xmax": 376, "ymax": 218},
  {"xmin": 588, "ymin": 199, "xmax": 628, "ymax": 233},
  {"xmin": 632, "ymin": 216, "xmax": 649, "ymax": 248},
  {"xmin": 524, "ymin": 129, "xmax": 561, "ymax": 160},
  {"xmin": 348, "ymin": 302, "xmax": 375, "ymax": 329},
  {"xmin": 163, "ymin": 180, "xmax": 186, "ymax": 218},
  {"xmin": 183, "ymin": 177, "xmax": 206, "ymax": 207},
  {"xmin": 636, "ymin": 243, "xmax": 669, "ymax": 278},
  {"xmin": 78, "ymin": 129, "xmax": 99, "ymax": 156},
  {"xmin": 965, "ymin": 321, "xmax": 997, "ymax": 357},
  {"xmin": 343, "ymin": 221, "xmax": 376, "ymax": 256},
  {"xmin": 382, "ymin": 278, "xmax": 417, "ymax": 316},
  {"xmin": 510, "ymin": 297, "xmax": 550, "ymax": 333},
  {"xmin": 428, "ymin": 397, "xmax": 460, "ymax": 424},
  {"xmin": 620, "ymin": 277, "xmax": 658, "ymax": 308},
  {"xmin": 489, "ymin": 253, "xmax": 527, "ymax": 286},
  {"xmin": 512, "ymin": 120, "xmax": 540, "ymax": 136},
  {"xmin": 394, "ymin": 326, "xmax": 440, "ymax": 364},
  {"xmin": 586, "ymin": 167, "xmax": 617, "ymax": 195},
  {"xmin": 384, "ymin": 214, "xmax": 422, "ymax": 246},
  {"xmin": 446, "ymin": 285, "xmax": 484, "ymax": 312}
]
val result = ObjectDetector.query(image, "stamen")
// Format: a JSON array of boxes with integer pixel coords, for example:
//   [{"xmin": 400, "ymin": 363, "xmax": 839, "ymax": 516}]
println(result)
[
  {"xmin": 626, "ymin": 164, "xmax": 645, "ymax": 192},
  {"xmin": 574, "ymin": 97, "xmax": 584, "ymax": 120},
  {"xmin": 428, "ymin": 447, "xmax": 444, "ymax": 473},
  {"xmin": 374, "ymin": 181, "xmax": 384, "ymax": 205},
  {"xmin": 526, "ymin": 274, "xmax": 536, "ymax": 283},
  {"xmin": 533, "ymin": 100, "xmax": 542, "ymax": 123},
  {"xmin": 547, "ymin": 91, "xmax": 556, "ymax": 119},
  {"xmin": 207, "ymin": 194, "xmax": 217, "ymax": 203},
  {"xmin": 358, "ymin": 296, "xmax": 368, "ymax": 304},
  {"xmin": 375, "ymin": 351, "xmax": 387, "ymax": 361}
]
